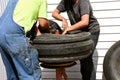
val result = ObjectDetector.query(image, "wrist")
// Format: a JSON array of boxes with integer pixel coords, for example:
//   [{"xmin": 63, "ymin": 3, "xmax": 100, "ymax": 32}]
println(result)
[{"xmin": 62, "ymin": 18, "xmax": 67, "ymax": 22}]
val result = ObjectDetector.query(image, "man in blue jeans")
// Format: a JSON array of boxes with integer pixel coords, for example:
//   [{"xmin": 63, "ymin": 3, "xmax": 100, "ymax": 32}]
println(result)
[{"xmin": 0, "ymin": 0, "xmax": 49, "ymax": 80}]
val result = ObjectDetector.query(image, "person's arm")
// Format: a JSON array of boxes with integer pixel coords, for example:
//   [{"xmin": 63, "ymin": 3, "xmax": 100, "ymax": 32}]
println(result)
[
  {"xmin": 62, "ymin": 14, "xmax": 89, "ymax": 35},
  {"xmin": 62, "ymin": 0, "xmax": 91, "ymax": 35},
  {"xmin": 52, "ymin": 9, "xmax": 66, "ymax": 22},
  {"xmin": 38, "ymin": 0, "xmax": 50, "ymax": 33},
  {"xmin": 52, "ymin": 9, "xmax": 68, "ymax": 30}
]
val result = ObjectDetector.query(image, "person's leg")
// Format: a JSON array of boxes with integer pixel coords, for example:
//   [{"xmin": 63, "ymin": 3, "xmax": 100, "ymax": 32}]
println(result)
[
  {"xmin": 56, "ymin": 68, "xmax": 68, "ymax": 80},
  {"xmin": 0, "ymin": 31, "xmax": 41, "ymax": 80},
  {"xmin": 12, "ymin": 43, "xmax": 41, "ymax": 80},
  {"xmin": 0, "ymin": 0, "xmax": 19, "ymax": 80},
  {"xmin": 62, "ymin": 68, "xmax": 69, "ymax": 80},
  {"xmin": 0, "ymin": 47, "xmax": 18, "ymax": 80},
  {"xmin": 80, "ymin": 31, "xmax": 100, "ymax": 80},
  {"xmin": 0, "ymin": 22, "xmax": 42, "ymax": 80},
  {"xmin": 80, "ymin": 54, "xmax": 94, "ymax": 80},
  {"xmin": 56, "ymin": 68, "xmax": 63, "ymax": 80}
]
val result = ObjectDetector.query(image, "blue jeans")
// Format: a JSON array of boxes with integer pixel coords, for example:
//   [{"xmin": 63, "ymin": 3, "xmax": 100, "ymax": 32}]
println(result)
[{"xmin": 0, "ymin": 0, "xmax": 41, "ymax": 80}]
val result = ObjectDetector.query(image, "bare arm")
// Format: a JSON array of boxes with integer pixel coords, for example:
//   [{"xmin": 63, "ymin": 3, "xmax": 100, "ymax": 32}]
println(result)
[
  {"xmin": 62, "ymin": 14, "xmax": 89, "ymax": 35},
  {"xmin": 52, "ymin": 9, "xmax": 68, "ymax": 30},
  {"xmin": 52, "ymin": 9, "xmax": 66, "ymax": 21},
  {"xmin": 52, "ymin": 9, "xmax": 90, "ymax": 35}
]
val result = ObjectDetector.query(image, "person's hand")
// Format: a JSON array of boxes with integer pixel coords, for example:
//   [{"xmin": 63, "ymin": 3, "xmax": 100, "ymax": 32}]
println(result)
[
  {"xmin": 62, "ymin": 29, "xmax": 67, "ymax": 35},
  {"xmin": 62, "ymin": 27, "xmax": 70, "ymax": 35}
]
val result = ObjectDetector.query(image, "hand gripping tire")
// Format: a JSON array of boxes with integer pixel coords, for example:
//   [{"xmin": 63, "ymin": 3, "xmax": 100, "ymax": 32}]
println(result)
[
  {"xmin": 103, "ymin": 40, "xmax": 120, "ymax": 80},
  {"xmin": 32, "ymin": 31, "xmax": 93, "ymax": 63}
]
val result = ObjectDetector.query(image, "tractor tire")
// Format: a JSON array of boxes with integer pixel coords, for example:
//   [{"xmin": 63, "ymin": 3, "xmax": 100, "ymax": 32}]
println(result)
[
  {"xmin": 33, "ymin": 32, "xmax": 93, "ymax": 56},
  {"xmin": 39, "ymin": 50, "xmax": 91, "ymax": 63},
  {"xmin": 103, "ymin": 40, "xmax": 120, "ymax": 80},
  {"xmin": 32, "ymin": 31, "xmax": 93, "ymax": 64}
]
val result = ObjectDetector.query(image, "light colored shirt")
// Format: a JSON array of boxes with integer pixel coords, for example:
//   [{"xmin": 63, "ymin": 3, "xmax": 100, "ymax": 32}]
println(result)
[{"xmin": 13, "ymin": 0, "xmax": 48, "ymax": 32}]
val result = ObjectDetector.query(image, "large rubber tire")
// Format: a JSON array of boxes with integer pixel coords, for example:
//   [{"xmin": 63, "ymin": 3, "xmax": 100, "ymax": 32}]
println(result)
[
  {"xmin": 33, "ymin": 32, "xmax": 90, "ymax": 44},
  {"xmin": 103, "ymin": 40, "xmax": 120, "ymax": 80},
  {"xmin": 39, "ymin": 50, "xmax": 91, "ymax": 63},
  {"xmin": 33, "ymin": 32, "xmax": 93, "ymax": 56},
  {"xmin": 32, "ymin": 32, "xmax": 93, "ymax": 63}
]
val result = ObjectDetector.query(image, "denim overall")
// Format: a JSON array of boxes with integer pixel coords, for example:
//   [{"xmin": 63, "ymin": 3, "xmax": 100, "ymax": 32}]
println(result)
[{"xmin": 0, "ymin": 0, "xmax": 41, "ymax": 80}]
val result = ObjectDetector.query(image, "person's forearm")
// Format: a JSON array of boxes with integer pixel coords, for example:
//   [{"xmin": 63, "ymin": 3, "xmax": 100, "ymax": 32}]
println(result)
[
  {"xmin": 67, "ymin": 14, "xmax": 89, "ymax": 31},
  {"xmin": 70, "ymin": 20, "xmax": 88, "ymax": 30},
  {"xmin": 52, "ymin": 9, "xmax": 66, "ymax": 22},
  {"xmin": 62, "ymin": 16, "xmax": 89, "ymax": 35},
  {"xmin": 52, "ymin": 9, "xmax": 68, "ymax": 30},
  {"xmin": 53, "ymin": 14, "xmax": 66, "ymax": 22}
]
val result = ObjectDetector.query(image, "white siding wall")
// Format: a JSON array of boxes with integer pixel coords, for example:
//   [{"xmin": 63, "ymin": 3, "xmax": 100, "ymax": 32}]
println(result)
[{"xmin": 0, "ymin": 0, "xmax": 120, "ymax": 80}]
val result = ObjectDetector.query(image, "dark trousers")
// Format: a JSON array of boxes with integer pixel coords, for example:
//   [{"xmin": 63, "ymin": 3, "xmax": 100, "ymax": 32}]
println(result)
[{"xmin": 80, "ymin": 30, "xmax": 100, "ymax": 80}]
